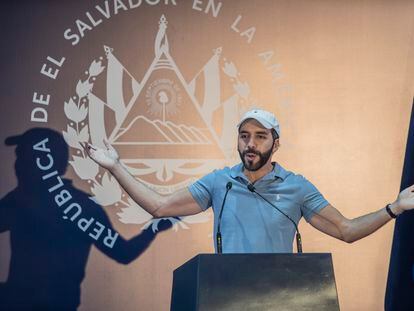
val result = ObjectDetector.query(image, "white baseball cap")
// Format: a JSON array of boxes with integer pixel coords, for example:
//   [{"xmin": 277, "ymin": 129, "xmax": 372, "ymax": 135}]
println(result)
[{"xmin": 237, "ymin": 109, "xmax": 280, "ymax": 136}]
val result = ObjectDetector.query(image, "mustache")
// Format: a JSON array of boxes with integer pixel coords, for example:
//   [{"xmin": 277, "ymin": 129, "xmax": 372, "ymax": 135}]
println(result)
[{"xmin": 242, "ymin": 148, "xmax": 260, "ymax": 156}]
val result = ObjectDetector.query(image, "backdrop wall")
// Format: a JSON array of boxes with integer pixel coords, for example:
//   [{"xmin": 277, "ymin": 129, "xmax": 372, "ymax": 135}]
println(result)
[{"xmin": 1, "ymin": 1, "xmax": 413, "ymax": 310}]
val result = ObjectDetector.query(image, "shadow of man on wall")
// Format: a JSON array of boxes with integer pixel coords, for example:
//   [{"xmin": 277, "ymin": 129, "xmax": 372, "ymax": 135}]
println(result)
[{"xmin": 0, "ymin": 127, "xmax": 170, "ymax": 311}]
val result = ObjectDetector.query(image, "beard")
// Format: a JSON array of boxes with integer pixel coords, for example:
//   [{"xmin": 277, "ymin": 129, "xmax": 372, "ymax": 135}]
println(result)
[{"xmin": 238, "ymin": 145, "xmax": 273, "ymax": 172}]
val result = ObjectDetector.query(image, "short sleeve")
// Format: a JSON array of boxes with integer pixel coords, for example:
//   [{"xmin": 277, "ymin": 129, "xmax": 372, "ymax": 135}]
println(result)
[
  {"xmin": 187, "ymin": 171, "xmax": 217, "ymax": 211},
  {"xmin": 300, "ymin": 178, "xmax": 329, "ymax": 222}
]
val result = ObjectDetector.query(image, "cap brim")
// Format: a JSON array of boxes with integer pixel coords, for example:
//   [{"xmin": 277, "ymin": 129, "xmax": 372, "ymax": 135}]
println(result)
[
  {"xmin": 5, "ymin": 135, "xmax": 22, "ymax": 146},
  {"xmin": 252, "ymin": 117, "xmax": 273, "ymax": 129},
  {"xmin": 238, "ymin": 116, "xmax": 273, "ymax": 129}
]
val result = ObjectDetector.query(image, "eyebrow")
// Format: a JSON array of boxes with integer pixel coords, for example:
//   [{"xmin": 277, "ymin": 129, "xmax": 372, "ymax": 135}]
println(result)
[{"xmin": 239, "ymin": 130, "xmax": 269, "ymax": 135}]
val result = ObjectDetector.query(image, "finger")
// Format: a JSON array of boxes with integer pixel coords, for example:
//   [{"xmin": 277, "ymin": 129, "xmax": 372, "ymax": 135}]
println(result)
[
  {"xmin": 103, "ymin": 139, "xmax": 111, "ymax": 150},
  {"xmin": 86, "ymin": 143, "xmax": 97, "ymax": 151},
  {"xmin": 104, "ymin": 138, "xmax": 117, "ymax": 152},
  {"xmin": 84, "ymin": 144, "xmax": 97, "ymax": 158}
]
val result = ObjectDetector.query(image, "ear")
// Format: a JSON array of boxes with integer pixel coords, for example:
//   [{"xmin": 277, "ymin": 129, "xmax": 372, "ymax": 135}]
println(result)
[{"xmin": 272, "ymin": 139, "xmax": 280, "ymax": 153}]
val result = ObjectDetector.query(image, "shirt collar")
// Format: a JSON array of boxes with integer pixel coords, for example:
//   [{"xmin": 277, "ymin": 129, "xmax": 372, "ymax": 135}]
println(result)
[{"xmin": 230, "ymin": 162, "xmax": 288, "ymax": 181}]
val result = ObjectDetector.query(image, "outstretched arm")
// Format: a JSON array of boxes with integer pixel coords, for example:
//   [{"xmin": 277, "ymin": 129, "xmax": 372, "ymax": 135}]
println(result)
[
  {"xmin": 82, "ymin": 141, "xmax": 202, "ymax": 218},
  {"xmin": 309, "ymin": 185, "xmax": 414, "ymax": 243},
  {"xmin": 96, "ymin": 218, "xmax": 173, "ymax": 264}
]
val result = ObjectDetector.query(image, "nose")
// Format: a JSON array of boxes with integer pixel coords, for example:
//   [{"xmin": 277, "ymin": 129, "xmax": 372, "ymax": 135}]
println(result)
[{"xmin": 246, "ymin": 137, "xmax": 256, "ymax": 150}]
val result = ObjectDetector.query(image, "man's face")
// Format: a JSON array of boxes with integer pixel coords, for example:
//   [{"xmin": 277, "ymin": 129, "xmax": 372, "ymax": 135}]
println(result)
[{"xmin": 237, "ymin": 119, "xmax": 279, "ymax": 171}]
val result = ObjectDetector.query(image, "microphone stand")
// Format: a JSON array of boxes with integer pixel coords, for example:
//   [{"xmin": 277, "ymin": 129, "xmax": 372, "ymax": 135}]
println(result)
[
  {"xmin": 216, "ymin": 182, "xmax": 233, "ymax": 254},
  {"xmin": 247, "ymin": 184, "xmax": 302, "ymax": 253}
]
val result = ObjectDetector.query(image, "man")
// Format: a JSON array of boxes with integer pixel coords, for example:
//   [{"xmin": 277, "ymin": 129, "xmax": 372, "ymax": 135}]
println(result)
[{"xmin": 84, "ymin": 109, "xmax": 414, "ymax": 253}]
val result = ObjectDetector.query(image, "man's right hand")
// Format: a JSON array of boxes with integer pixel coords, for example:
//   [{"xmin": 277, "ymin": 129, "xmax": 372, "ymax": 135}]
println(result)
[
  {"xmin": 81, "ymin": 140, "xmax": 202, "ymax": 218},
  {"xmin": 82, "ymin": 140, "xmax": 120, "ymax": 171}
]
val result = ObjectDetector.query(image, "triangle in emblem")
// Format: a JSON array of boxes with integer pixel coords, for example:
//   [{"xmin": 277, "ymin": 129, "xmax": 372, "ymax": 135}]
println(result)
[{"xmin": 111, "ymin": 19, "xmax": 225, "ymax": 163}]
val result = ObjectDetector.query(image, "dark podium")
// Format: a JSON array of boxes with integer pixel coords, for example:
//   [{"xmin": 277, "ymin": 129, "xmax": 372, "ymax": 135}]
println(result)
[{"xmin": 171, "ymin": 253, "xmax": 339, "ymax": 311}]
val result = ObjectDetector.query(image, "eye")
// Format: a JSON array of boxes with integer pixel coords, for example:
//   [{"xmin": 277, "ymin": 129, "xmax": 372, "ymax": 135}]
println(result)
[
  {"xmin": 239, "ymin": 133, "xmax": 248, "ymax": 139},
  {"xmin": 257, "ymin": 135, "xmax": 267, "ymax": 139}
]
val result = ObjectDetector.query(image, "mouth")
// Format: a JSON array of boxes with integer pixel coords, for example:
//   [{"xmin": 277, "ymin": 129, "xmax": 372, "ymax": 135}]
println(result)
[{"xmin": 245, "ymin": 153, "xmax": 257, "ymax": 161}]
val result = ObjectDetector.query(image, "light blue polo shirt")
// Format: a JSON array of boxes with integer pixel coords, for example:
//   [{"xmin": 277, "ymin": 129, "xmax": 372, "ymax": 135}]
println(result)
[{"xmin": 188, "ymin": 162, "xmax": 329, "ymax": 253}]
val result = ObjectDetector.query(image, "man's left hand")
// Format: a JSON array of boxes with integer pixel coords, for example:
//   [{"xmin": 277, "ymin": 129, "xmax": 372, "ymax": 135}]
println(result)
[{"xmin": 393, "ymin": 185, "xmax": 414, "ymax": 214}]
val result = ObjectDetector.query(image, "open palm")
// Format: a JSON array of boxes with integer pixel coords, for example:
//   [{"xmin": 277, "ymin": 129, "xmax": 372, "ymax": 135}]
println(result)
[
  {"xmin": 82, "ymin": 140, "xmax": 119, "ymax": 171},
  {"xmin": 397, "ymin": 185, "xmax": 414, "ymax": 211}
]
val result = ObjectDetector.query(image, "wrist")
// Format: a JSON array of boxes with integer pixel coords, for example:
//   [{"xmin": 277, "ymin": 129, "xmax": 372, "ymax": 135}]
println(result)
[
  {"xmin": 110, "ymin": 161, "xmax": 123, "ymax": 175},
  {"xmin": 387, "ymin": 202, "xmax": 403, "ymax": 218}
]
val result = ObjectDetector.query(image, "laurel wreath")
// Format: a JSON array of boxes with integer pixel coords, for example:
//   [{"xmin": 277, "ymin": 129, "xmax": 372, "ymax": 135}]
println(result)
[{"xmin": 222, "ymin": 60, "xmax": 252, "ymax": 102}]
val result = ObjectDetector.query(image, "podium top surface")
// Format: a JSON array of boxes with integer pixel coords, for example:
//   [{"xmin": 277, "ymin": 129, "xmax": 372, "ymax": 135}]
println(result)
[{"xmin": 177, "ymin": 252, "xmax": 333, "ymax": 267}]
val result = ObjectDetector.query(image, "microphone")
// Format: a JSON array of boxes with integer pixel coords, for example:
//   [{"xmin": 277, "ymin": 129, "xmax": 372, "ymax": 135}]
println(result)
[
  {"xmin": 216, "ymin": 181, "xmax": 233, "ymax": 254},
  {"xmin": 247, "ymin": 183, "xmax": 303, "ymax": 253}
]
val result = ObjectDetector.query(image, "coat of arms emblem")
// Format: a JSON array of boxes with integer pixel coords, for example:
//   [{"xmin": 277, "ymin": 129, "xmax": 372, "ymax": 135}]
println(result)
[{"xmin": 63, "ymin": 15, "xmax": 253, "ymax": 230}]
